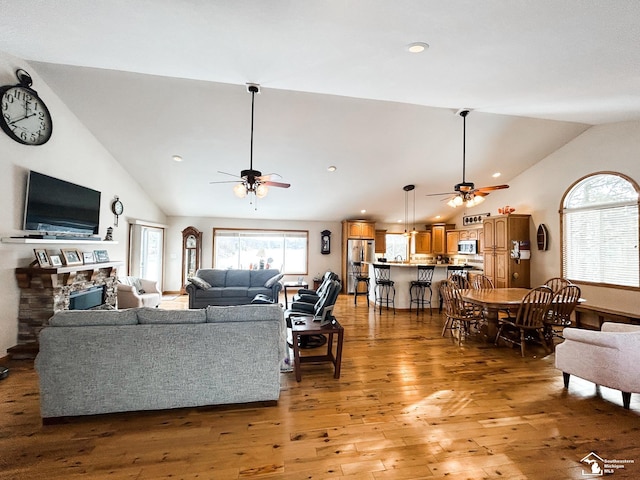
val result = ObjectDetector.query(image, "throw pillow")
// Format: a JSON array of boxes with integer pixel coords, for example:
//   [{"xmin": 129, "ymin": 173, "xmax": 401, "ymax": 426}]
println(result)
[
  {"xmin": 264, "ymin": 273, "xmax": 284, "ymax": 288},
  {"xmin": 188, "ymin": 276, "xmax": 212, "ymax": 290}
]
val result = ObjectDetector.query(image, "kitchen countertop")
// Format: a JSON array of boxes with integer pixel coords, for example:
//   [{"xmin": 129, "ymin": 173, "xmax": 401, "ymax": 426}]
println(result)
[{"xmin": 368, "ymin": 262, "xmax": 483, "ymax": 271}]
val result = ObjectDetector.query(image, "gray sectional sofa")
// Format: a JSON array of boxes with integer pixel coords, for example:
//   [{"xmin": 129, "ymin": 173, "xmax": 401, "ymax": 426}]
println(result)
[
  {"xmin": 185, "ymin": 268, "xmax": 283, "ymax": 308},
  {"xmin": 35, "ymin": 304, "xmax": 286, "ymax": 419}
]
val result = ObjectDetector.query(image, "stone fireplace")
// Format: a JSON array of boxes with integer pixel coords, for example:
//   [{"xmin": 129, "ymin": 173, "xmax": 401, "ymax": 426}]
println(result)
[{"xmin": 14, "ymin": 262, "xmax": 123, "ymax": 350}]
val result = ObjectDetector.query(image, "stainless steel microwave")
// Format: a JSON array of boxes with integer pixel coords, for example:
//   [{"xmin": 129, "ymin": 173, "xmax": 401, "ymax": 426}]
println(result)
[{"xmin": 458, "ymin": 240, "xmax": 478, "ymax": 254}]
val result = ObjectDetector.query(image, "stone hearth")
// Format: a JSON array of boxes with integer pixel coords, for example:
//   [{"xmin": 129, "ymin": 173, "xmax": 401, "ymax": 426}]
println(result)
[{"xmin": 14, "ymin": 262, "xmax": 123, "ymax": 347}]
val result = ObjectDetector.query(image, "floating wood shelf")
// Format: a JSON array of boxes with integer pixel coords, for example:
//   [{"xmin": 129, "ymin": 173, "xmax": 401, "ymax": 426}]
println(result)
[{"xmin": 2, "ymin": 237, "xmax": 117, "ymax": 245}]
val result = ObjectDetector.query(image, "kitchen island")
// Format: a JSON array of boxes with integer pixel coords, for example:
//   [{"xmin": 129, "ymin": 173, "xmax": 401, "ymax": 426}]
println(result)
[{"xmin": 365, "ymin": 262, "xmax": 480, "ymax": 311}]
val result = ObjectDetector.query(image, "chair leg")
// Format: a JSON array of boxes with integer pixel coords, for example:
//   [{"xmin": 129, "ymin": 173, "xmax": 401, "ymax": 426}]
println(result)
[
  {"xmin": 563, "ymin": 372, "xmax": 570, "ymax": 388},
  {"xmin": 519, "ymin": 329, "xmax": 526, "ymax": 357},
  {"xmin": 494, "ymin": 325, "xmax": 504, "ymax": 346},
  {"xmin": 622, "ymin": 391, "xmax": 631, "ymax": 409}
]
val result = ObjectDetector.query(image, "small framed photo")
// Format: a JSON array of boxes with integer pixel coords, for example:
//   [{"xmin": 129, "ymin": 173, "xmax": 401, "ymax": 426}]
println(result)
[
  {"xmin": 49, "ymin": 255, "xmax": 63, "ymax": 267},
  {"xmin": 82, "ymin": 251, "xmax": 95, "ymax": 264},
  {"xmin": 94, "ymin": 249, "xmax": 110, "ymax": 263},
  {"xmin": 34, "ymin": 249, "xmax": 51, "ymax": 267},
  {"xmin": 61, "ymin": 249, "xmax": 83, "ymax": 266}
]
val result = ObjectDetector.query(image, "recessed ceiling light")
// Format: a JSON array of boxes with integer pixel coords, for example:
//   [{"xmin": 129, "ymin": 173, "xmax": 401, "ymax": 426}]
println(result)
[
  {"xmin": 172, "ymin": 155, "xmax": 183, "ymax": 162},
  {"xmin": 327, "ymin": 165, "xmax": 337, "ymax": 172},
  {"xmin": 361, "ymin": 209, "xmax": 366, "ymax": 214},
  {"xmin": 492, "ymin": 172, "xmax": 501, "ymax": 178},
  {"xmin": 435, "ymin": 215, "xmax": 441, "ymax": 219},
  {"xmin": 407, "ymin": 42, "xmax": 429, "ymax": 53}
]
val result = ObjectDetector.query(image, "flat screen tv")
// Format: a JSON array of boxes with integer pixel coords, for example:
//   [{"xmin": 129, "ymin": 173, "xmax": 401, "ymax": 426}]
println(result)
[{"xmin": 23, "ymin": 171, "xmax": 101, "ymax": 236}]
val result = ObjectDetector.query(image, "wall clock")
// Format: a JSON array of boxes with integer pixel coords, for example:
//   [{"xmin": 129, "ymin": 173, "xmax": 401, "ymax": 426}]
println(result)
[
  {"xmin": 321, "ymin": 230, "xmax": 331, "ymax": 254},
  {"xmin": 0, "ymin": 69, "xmax": 53, "ymax": 146},
  {"xmin": 111, "ymin": 196, "xmax": 124, "ymax": 226}
]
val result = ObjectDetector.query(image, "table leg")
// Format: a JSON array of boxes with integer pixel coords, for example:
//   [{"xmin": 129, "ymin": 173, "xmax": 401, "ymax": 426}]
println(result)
[
  {"xmin": 293, "ymin": 331, "xmax": 302, "ymax": 382},
  {"xmin": 483, "ymin": 307, "xmax": 500, "ymax": 341},
  {"xmin": 334, "ymin": 330, "xmax": 343, "ymax": 379}
]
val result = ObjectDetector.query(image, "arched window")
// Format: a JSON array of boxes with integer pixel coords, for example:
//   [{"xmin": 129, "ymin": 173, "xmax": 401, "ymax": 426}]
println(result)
[{"xmin": 561, "ymin": 172, "xmax": 640, "ymax": 288}]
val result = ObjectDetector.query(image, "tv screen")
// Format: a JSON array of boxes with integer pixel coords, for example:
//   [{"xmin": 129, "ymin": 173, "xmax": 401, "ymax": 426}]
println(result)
[{"xmin": 23, "ymin": 171, "xmax": 101, "ymax": 235}]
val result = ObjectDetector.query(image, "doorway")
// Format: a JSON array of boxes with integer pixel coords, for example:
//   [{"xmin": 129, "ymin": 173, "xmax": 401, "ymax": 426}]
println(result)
[{"xmin": 129, "ymin": 223, "xmax": 165, "ymax": 291}]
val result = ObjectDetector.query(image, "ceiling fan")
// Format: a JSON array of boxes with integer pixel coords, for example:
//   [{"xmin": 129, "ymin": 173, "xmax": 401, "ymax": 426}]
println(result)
[
  {"xmin": 427, "ymin": 109, "xmax": 509, "ymax": 208},
  {"xmin": 211, "ymin": 84, "xmax": 290, "ymax": 201}
]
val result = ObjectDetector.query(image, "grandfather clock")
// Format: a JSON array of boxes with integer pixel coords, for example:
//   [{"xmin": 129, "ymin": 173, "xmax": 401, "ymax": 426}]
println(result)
[{"xmin": 181, "ymin": 226, "xmax": 202, "ymax": 294}]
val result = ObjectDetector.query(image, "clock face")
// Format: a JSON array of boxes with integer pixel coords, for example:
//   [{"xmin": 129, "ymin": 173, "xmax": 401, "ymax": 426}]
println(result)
[
  {"xmin": 0, "ymin": 86, "xmax": 53, "ymax": 145},
  {"xmin": 112, "ymin": 200, "xmax": 124, "ymax": 215}
]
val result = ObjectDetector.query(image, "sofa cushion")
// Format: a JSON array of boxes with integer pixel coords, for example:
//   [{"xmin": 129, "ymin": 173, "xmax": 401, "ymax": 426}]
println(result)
[
  {"xmin": 250, "ymin": 269, "xmax": 280, "ymax": 287},
  {"xmin": 188, "ymin": 276, "xmax": 212, "ymax": 290},
  {"xmin": 206, "ymin": 304, "xmax": 282, "ymax": 323},
  {"xmin": 221, "ymin": 287, "xmax": 250, "ymax": 298},
  {"xmin": 196, "ymin": 269, "xmax": 227, "ymax": 287},
  {"xmin": 264, "ymin": 272, "xmax": 284, "ymax": 288},
  {"xmin": 137, "ymin": 308, "xmax": 206, "ymax": 324},
  {"xmin": 225, "ymin": 270, "xmax": 252, "ymax": 287},
  {"xmin": 49, "ymin": 309, "xmax": 139, "ymax": 327}
]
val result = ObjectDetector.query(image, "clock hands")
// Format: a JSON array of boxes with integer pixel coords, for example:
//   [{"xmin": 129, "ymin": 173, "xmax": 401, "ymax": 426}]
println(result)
[{"xmin": 9, "ymin": 112, "xmax": 36, "ymax": 125}]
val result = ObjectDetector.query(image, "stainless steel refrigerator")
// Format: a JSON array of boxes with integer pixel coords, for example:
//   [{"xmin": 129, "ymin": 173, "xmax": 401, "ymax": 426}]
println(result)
[{"xmin": 346, "ymin": 239, "xmax": 375, "ymax": 293}]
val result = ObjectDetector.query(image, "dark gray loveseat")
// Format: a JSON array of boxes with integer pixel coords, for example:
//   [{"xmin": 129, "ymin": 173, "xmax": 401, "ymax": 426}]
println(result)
[{"xmin": 186, "ymin": 268, "xmax": 283, "ymax": 308}]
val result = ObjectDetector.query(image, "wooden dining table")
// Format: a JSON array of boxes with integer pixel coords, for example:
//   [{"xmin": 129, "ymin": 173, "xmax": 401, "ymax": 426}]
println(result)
[{"xmin": 460, "ymin": 288, "xmax": 531, "ymax": 340}]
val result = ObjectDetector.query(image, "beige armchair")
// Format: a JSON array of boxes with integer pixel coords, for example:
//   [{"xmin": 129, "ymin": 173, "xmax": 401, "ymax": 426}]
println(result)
[
  {"xmin": 555, "ymin": 322, "xmax": 640, "ymax": 409},
  {"xmin": 117, "ymin": 277, "xmax": 162, "ymax": 309}
]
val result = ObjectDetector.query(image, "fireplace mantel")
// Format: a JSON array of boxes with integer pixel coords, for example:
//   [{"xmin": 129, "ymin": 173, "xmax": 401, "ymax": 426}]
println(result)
[
  {"xmin": 15, "ymin": 261, "xmax": 123, "ymax": 288},
  {"xmin": 13, "ymin": 261, "xmax": 124, "ymax": 354}
]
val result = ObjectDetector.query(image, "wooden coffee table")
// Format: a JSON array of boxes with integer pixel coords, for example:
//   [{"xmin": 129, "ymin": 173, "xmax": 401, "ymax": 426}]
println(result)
[{"xmin": 291, "ymin": 316, "xmax": 344, "ymax": 382}]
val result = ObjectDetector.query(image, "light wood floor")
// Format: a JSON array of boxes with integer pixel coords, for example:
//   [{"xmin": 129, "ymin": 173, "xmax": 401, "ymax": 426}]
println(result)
[{"xmin": 1, "ymin": 294, "xmax": 639, "ymax": 480}]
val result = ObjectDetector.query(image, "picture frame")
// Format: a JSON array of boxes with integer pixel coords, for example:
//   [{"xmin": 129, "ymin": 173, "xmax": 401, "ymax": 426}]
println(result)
[
  {"xmin": 82, "ymin": 251, "xmax": 95, "ymax": 264},
  {"xmin": 34, "ymin": 248, "xmax": 51, "ymax": 268},
  {"xmin": 49, "ymin": 255, "xmax": 63, "ymax": 267},
  {"xmin": 94, "ymin": 249, "xmax": 110, "ymax": 263},
  {"xmin": 61, "ymin": 248, "xmax": 83, "ymax": 266}
]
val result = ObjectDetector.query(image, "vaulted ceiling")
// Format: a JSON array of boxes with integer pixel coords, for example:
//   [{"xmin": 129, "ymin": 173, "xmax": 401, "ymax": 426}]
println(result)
[{"xmin": 2, "ymin": 1, "xmax": 638, "ymax": 223}]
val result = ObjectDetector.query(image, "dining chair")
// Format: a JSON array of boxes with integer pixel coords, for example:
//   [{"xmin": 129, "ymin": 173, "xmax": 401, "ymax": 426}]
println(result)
[
  {"xmin": 495, "ymin": 285, "xmax": 554, "ymax": 357},
  {"xmin": 544, "ymin": 284, "xmax": 581, "ymax": 346},
  {"xmin": 544, "ymin": 277, "xmax": 572, "ymax": 294},
  {"xmin": 440, "ymin": 280, "xmax": 484, "ymax": 344},
  {"xmin": 471, "ymin": 274, "xmax": 494, "ymax": 290}
]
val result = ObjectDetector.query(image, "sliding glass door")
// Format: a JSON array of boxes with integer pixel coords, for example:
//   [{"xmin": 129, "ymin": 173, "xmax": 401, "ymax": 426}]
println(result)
[{"xmin": 129, "ymin": 224, "xmax": 164, "ymax": 290}]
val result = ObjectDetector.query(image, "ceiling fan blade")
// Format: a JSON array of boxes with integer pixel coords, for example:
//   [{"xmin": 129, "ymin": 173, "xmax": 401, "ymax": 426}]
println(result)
[
  {"xmin": 426, "ymin": 192, "xmax": 456, "ymax": 197},
  {"xmin": 217, "ymin": 171, "xmax": 244, "ymax": 180},
  {"xmin": 257, "ymin": 173, "xmax": 283, "ymax": 181},
  {"xmin": 475, "ymin": 184, "xmax": 510, "ymax": 192},
  {"xmin": 209, "ymin": 180, "xmax": 242, "ymax": 184},
  {"xmin": 263, "ymin": 181, "xmax": 290, "ymax": 188}
]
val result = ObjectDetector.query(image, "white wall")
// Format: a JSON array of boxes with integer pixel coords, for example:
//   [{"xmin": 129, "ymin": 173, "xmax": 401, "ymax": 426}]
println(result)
[
  {"xmin": 0, "ymin": 51, "xmax": 166, "ymax": 356},
  {"xmin": 163, "ymin": 217, "xmax": 342, "ymax": 293},
  {"xmin": 449, "ymin": 120, "xmax": 640, "ymax": 313}
]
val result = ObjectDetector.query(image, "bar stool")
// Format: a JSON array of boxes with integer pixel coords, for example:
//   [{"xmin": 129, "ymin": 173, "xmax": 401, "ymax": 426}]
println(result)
[
  {"xmin": 351, "ymin": 261, "xmax": 370, "ymax": 307},
  {"xmin": 373, "ymin": 264, "xmax": 395, "ymax": 314},
  {"xmin": 409, "ymin": 265, "xmax": 435, "ymax": 315}
]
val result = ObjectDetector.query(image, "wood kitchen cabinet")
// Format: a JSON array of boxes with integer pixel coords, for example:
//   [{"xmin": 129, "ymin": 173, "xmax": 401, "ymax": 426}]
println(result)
[
  {"xmin": 430, "ymin": 224, "xmax": 454, "ymax": 255},
  {"xmin": 446, "ymin": 230, "xmax": 460, "ymax": 255},
  {"xmin": 483, "ymin": 214, "xmax": 530, "ymax": 288},
  {"xmin": 414, "ymin": 231, "xmax": 432, "ymax": 254},
  {"xmin": 345, "ymin": 221, "xmax": 375, "ymax": 239},
  {"xmin": 375, "ymin": 230, "xmax": 387, "ymax": 253}
]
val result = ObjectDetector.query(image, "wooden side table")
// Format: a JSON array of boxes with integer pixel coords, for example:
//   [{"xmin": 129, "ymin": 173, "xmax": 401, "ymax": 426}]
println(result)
[
  {"xmin": 283, "ymin": 281, "xmax": 309, "ymax": 309},
  {"xmin": 291, "ymin": 316, "xmax": 344, "ymax": 382}
]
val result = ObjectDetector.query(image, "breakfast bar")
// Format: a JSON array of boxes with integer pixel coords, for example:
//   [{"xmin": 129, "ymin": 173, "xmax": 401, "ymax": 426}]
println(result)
[{"xmin": 365, "ymin": 262, "xmax": 480, "ymax": 310}]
